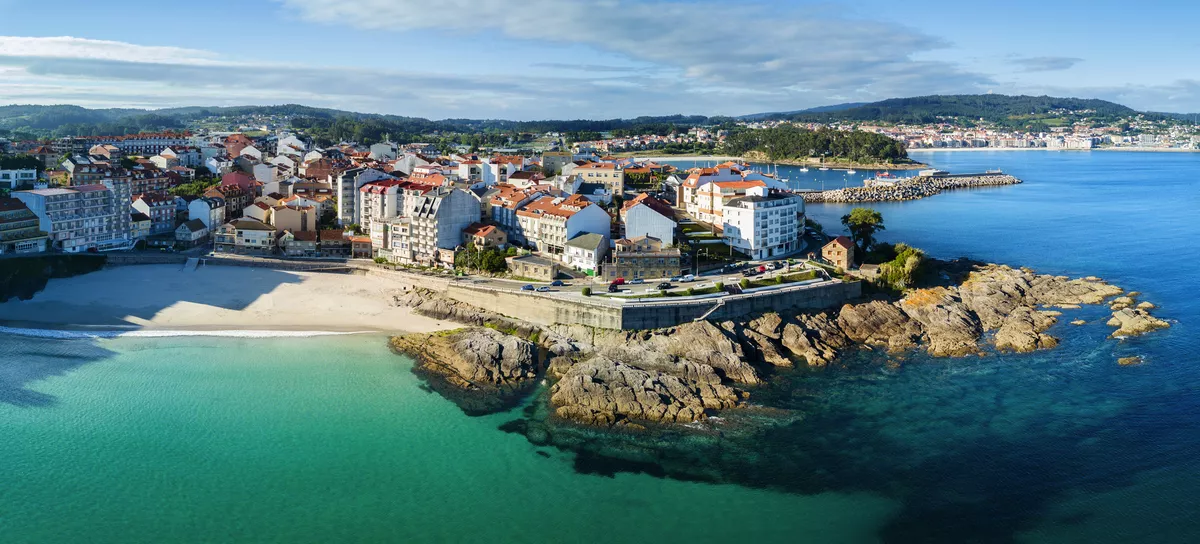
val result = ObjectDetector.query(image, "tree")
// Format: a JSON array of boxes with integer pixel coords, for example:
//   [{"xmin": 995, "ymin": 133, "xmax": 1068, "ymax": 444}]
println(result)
[{"xmin": 840, "ymin": 208, "xmax": 885, "ymax": 254}]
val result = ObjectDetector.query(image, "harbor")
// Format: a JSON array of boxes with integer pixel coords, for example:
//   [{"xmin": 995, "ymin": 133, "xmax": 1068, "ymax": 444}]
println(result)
[{"xmin": 798, "ymin": 170, "xmax": 1022, "ymax": 203}]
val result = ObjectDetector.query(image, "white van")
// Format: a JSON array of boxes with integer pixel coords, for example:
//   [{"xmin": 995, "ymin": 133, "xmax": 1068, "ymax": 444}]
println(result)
[{"xmin": 681, "ymin": 274, "xmax": 695, "ymax": 282}]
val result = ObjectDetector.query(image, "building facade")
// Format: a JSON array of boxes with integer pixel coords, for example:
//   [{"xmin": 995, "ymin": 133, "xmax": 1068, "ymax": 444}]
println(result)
[{"xmin": 721, "ymin": 187, "xmax": 805, "ymax": 260}]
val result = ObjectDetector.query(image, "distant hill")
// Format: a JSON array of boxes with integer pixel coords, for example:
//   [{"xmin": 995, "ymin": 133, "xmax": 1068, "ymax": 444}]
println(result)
[
  {"xmin": 739, "ymin": 102, "xmax": 868, "ymax": 121},
  {"xmin": 772, "ymin": 95, "xmax": 1146, "ymax": 128}
]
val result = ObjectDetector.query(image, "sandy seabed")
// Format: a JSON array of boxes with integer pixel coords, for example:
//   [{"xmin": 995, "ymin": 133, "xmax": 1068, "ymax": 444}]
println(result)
[{"xmin": 0, "ymin": 264, "xmax": 454, "ymax": 334}]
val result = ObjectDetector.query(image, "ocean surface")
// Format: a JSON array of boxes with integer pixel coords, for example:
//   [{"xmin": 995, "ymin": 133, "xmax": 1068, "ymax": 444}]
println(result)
[{"xmin": 3, "ymin": 150, "xmax": 1199, "ymax": 543}]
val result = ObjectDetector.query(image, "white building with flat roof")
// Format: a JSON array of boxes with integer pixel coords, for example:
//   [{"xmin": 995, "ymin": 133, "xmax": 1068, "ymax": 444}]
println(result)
[{"xmin": 721, "ymin": 187, "xmax": 805, "ymax": 260}]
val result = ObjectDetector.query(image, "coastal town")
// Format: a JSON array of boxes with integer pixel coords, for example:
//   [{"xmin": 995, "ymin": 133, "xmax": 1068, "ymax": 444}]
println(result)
[{"xmin": 0, "ymin": 127, "xmax": 884, "ymax": 288}]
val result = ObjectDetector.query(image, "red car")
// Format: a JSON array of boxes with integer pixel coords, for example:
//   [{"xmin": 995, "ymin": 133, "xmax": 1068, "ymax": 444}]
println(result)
[{"xmin": 612, "ymin": 277, "xmax": 626, "ymax": 285}]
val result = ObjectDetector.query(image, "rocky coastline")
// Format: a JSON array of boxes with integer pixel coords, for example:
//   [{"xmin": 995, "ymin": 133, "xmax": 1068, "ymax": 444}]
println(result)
[
  {"xmin": 802, "ymin": 174, "xmax": 1022, "ymax": 203},
  {"xmin": 389, "ymin": 262, "xmax": 1169, "ymax": 429}
]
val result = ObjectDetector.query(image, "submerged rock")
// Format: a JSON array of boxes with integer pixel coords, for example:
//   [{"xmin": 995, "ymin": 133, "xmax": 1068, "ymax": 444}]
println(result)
[{"xmin": 1118, "ymin": 356, "xmax": 1144, "ymax": 366}]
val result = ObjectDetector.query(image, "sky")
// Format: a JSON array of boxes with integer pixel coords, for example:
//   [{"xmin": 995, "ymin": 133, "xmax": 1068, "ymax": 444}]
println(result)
[{"xmin": 1, "ymin": 0, "xmax": 1198, "ymax": 120}]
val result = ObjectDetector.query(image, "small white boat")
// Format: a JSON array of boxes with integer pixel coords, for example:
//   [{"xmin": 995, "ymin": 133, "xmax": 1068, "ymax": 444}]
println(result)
[
  {"xmin": 847, "ymin": 169, "xmax": 857, "ymax": 174},
  {"xmin": 819, "ymin": 167, "xmax": 830, "ymax": 171},
  {"xmin": 799, "ymin": 167, "xmax": 809, "ymax": 172}
]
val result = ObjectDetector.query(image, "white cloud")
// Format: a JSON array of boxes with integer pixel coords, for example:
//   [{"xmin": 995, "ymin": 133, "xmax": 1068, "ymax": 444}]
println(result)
[
  {"xmin": 0, "ymin": 36, "xmax": 221, "ymax": 65},
  {"xmin": 278, "ymin": 0, "xmax": 993, "ymax": 96}
]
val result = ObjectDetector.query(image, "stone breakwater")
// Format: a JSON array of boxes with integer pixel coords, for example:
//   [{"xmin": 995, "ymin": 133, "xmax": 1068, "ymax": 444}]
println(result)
[
  {"xmin": 802, "ymin": 174, "xmax": 1022, "ymax": 203},
  {"xmin": 388, "ymin": 264, "xmax": 1168, "ymax": 430}
]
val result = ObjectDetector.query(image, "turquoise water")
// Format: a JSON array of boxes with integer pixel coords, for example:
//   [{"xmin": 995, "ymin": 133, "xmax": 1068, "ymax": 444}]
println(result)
[
  {"xmin": 3, "ymin": 150, "xmax": 1199, "ymax": 542},
  {"xmin": 0, "ymin": 335, "xmax": 895, "ymax": 544}
]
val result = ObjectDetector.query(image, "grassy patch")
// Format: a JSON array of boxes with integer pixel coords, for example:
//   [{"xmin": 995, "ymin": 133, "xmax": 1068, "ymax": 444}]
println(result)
[{"xmin": 747, "ymin": 270, "xmax": 819, "ymax": 289}]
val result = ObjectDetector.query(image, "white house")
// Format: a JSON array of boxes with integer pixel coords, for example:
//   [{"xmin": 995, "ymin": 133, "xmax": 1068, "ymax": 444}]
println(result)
[
  {"xmin": 564, "ymin": 232, "xmax": 609, "ymax": 274},
  {"xmin": 188, "ymin": 196, "xmax": 226, "ymax": 229},
  {"xmin": 0, "ymin": 168, "xmax": 37, "ymax": 190}
]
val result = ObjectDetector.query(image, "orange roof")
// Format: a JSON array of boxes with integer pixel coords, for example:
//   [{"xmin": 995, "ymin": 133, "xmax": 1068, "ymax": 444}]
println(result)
[{"xmin": 826, "ymin": 236, "xmax": 853, "ymax": 250}]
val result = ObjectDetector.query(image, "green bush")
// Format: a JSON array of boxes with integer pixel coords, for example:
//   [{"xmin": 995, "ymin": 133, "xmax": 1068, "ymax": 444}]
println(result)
[
  {"xmin": 775, "ymin": 275, "xmax": 784, "ymax": 285},
  {"xmin": 373, "ymin": 257, "xmax": 388, "ymax": 264},
  {"xmin": 684, "ymin": 287, "xmax": 695, "ymax": 296},
  {"xmin": 714, "ymin": 282, "xmax": 724, "ymax": 291},
  {"xmin": 581, "ymin": 287, "xmax": 592, "ymax": 297},
  {"xmin": 739, "ymin": 278, "xmax": 750, "ymax": 289}
]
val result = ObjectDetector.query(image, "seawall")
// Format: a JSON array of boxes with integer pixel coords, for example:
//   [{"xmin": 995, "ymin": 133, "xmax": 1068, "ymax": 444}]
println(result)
[{"xmin": 442, "ymin": 279, "xmax": 860, "ymax": 330}]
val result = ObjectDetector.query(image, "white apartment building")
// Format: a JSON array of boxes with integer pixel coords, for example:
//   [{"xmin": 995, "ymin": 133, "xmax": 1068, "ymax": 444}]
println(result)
[
  {"xmin": 335, "ymin": 167, "xmax": 393, "ymax": 225},
  {"xmin": 385, "ymin": 188, "xmax": 481, "ymax": 265},
  {"xmin": 13, "ymin": 183, "xmax": 132, "ymax": 253},
  {"xmin": 721, "ymin": 187, "xmax": 805, "ymax": 260}
]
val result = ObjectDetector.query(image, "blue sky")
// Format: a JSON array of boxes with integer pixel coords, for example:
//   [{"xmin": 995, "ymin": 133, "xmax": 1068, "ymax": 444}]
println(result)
[{"xmin": 1, "ymin": 0, "xmax": 1197, "ymax": 119}]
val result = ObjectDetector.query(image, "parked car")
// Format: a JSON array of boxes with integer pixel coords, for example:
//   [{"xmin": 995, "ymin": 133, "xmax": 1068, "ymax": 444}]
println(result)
[
  {"xmin": 742, "ymin": 269, "xmax": 759, "ymax": 277},
  {"xmin": 607, "ymin": 283, "xmax": 620, "ymax": 293},
  {"xmin": 771, "ymin": 262, "xmax": 784, "ymax": 270},
  {"xmin": 520, "ymin": 284, "xmax": 535, "ymax": 291},
  {"xmin": 613, "ymin": 277, "xmax": 626, "ymax": 285},
  {"xmin": 630, "ymin": 278, "xmax": 645, "ymax": 285},
  {"xmin": 550, "ymin": 280, "xmax": 565, "ymax": 287},
  {"xmin": 681, "ymin": 274, "xmax": 695, "ymax": 282},
  {"xmin": 536, "ymin": 286, "xmax": 551, "ymax": 292},
  {"xmin": 656, "ymin": 282, "xmax": 672, "ymax": 290},
  {"xmin": 670, "ymin": 276, "xmax": 683, "ymax": 282}
]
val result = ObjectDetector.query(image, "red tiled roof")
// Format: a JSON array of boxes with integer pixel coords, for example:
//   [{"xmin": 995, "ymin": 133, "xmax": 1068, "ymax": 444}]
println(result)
[{"xmin": 826, "ymin": 236, "xmax": 853, "ymax": 250}]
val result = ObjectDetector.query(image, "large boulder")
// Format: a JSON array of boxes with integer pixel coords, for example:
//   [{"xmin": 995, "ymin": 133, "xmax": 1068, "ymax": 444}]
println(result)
[
  {"xmin": 837, "ymin": 300, "xmax": 922, "ymax": 351},
  {"xmin": 898, "ymin": 287, "xmax": 982, "ymax": 357},
  {"xmin": 391, "ymin": 327, "xmax": 540, "ymax": 414},
  {"xmin": 994, "ymin": 307, "xmax": 1059, "ymax": 352},
  {"xmin": 780, "ymin": 313, "xmax": 850, "ymax": 367},
  {"xmin": 594, "ymin": 320, "xmax": 760, "ymax": 385},
  {"xmin": 549, "ymin": 356, "xmax": 746, "ymax": 428},
  {"xmin": 1107, "ymin": 309, "xmax": 1170, "ymax": 338}
]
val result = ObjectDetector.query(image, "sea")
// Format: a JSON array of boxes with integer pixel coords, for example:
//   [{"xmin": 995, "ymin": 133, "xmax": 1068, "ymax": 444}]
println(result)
[{"xmin": 2, "ymin": 150, "xmax": 1197, "ymax": 543}]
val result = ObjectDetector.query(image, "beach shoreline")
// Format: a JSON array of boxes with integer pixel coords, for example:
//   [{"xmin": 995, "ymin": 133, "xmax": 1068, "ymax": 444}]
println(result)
[{"xmin": 0, "ymin": 264, "xmax": 455, "ymax": 335}]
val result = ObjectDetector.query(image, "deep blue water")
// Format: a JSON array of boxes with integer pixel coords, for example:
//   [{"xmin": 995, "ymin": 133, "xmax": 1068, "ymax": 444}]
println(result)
[{"xmin": 658, "ymin": 151, "xmax": 1199, "ymax": 542}]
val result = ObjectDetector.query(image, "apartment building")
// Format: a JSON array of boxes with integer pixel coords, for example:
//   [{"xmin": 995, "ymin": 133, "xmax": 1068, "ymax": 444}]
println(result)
[
  {"xmin": 0, "ymin": 197, "xmax": 49, "ymax": 254},
  {"xmin": 213, "ymin": 218, "xmax": 277, "ymax": 255},
  {"xmin": 0, "ymin": 168, "xmax": 37, "ymax": 191},
  {"xmin": 514, "ymin": 194, "xmax": 610, "ymax": 255},
  {"xmin": 620, "ymin": 193, "xmax": 677, "ymax": 246},
  {"xmin": 570, "ymin": 162, "xmax": 625, "ymax": 194},
  {"xmin": 131, "ymin": 193, "xmax": 177, "ymax": 235},
  {"xmin": 384, "ymin": 188, "xmax": 480, "ymax": 266},
  {"xmin": 335, "ymin": 167, "xmax": 393, "ymax": 225},
  {"xmin": 721, "ymin": 187, "xmax": 805, "ymax": 260},
  {"xmin": 13, "ymin": 182, "xmax": 131, "ymax": 253}
]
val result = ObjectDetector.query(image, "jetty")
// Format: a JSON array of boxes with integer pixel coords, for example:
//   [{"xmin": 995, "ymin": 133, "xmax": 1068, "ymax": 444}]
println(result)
[{"xmin": 801, "ymin": 171, "xmax": 1022, "ymax": 203}]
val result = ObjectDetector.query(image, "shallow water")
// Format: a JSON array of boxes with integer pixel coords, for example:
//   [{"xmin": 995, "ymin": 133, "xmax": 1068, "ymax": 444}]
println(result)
[{"xmin": 3, "ymin": 150, "xmax": 1198, "ymax": 542}]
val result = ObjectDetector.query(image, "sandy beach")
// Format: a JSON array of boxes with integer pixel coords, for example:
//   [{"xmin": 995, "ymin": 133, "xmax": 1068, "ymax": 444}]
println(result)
[{"xmin": 0, "ymin": 264, "xmax": 455, "ymax": 334}]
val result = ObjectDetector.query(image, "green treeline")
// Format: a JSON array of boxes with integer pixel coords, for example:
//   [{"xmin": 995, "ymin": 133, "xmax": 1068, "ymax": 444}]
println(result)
[
  {"xmin": 785, "ymin": 95, "xmax": 1146, "ymax": 128},
  {"xmin": 0, "ymin": 254, "xmax": 107, "ymax": 303},
  {"xmin": 722, "ymin": 126, "xmax": 908, "ymax": 163}
]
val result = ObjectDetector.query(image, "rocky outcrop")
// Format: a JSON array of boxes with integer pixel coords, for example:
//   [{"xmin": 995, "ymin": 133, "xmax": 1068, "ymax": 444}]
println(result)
[
  {"xmin": 390, "ymin": 327, "xmax": 540, "ymax": 415},
  {"xmin": 837, "ymin": 300, "xmax": 922, "ymax": 351},
  {"xmin": 549, "ymin": 356, "xmax": 746, "ymax": 428},
  {"xmin": 1107, "ymin": 309, "xmax": 1170, "ymax": 338},
  {"xmin": 899, "ymin": 287, "xmax": 982, "ymax": 357},
  {"xmin": 994, "ymin": 307, "xmax": 1060, "ymax": 352},
  {"xmin": 387, "ymin": 263, "xmax": 1168, "ymax": 429},
  {"xmin": 780, "ymin": 313, "xmax": 850, "ymax": 367}
]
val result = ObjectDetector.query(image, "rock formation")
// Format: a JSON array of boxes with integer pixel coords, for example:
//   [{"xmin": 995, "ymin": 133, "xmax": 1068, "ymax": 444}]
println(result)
[
  {"xmin": 390, "ymin": 327, "xmax": 541, "ymax": 415},
  {"xmin": 390, "ymin": 263, "xmax": 1168, "ymax": 428}
]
